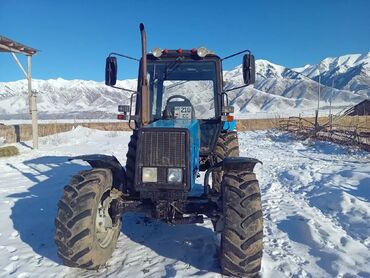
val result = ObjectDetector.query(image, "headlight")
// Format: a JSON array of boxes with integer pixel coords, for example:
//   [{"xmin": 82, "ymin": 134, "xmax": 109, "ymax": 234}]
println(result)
[
  {"xmin": 152, "ymin": 47, "xmax": 162, "ymax": 58},
  {"xmin": 197, "ymin": 46, "xmax": 208, "ymax": 58},
  {"xmin": 167, "ymin": 168, "xmax": 182, "ymax": 183},
  {"xmin": 142, "ymin": 167, "xmax": 157, "ymax": 182}
]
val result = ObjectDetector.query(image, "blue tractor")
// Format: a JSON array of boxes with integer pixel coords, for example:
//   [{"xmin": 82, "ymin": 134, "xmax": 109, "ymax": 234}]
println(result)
[{"xmin": 55, "ymin": 24, "xmax": 263, "ymax": 277}]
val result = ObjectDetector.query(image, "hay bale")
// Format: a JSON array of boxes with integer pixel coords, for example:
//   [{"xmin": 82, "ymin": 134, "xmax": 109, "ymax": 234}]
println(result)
[{"xmin": 0, "ymin": 146, "xmax": 19, "ymax": 157}]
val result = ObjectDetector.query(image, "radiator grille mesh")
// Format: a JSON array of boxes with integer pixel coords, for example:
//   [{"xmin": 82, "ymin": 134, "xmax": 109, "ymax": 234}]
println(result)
[{"xmin": 139, "ymin": 130, "xmax": 187, "ymax": 168}]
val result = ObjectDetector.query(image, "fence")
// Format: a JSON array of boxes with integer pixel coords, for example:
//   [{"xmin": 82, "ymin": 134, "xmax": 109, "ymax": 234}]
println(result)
[
  {"xmin": 0, "ymin": 119, "xmax": 281, "ymax": 144},
  {"xmin": 279, "ymin": 115, "xmax": 370, "ymax": 151},
  {"xmin": 0, "ymin": 122, "xmax": 131, "ymax": 144},
  {"xmin": 2, "ymin": 116, "xmax": 369, "ymax": 150}
]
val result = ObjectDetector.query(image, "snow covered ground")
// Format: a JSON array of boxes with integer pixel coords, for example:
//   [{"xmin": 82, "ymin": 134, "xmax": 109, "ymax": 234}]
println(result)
[{"xmin": 0, "ymin": 127, "xmax": 369, "ymax": 277}]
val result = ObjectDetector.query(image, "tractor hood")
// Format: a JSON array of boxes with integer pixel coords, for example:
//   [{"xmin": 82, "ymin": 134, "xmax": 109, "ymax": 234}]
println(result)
[
  {"xmin": 145, "ymin": 119, "xmax": 199, "ymax": 130},
  {"xmin": 144, "ymin": 120, "xmax": 200, "ymax": 154}
]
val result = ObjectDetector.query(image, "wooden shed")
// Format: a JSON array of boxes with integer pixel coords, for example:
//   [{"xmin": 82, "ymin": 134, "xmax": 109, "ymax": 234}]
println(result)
[
  {"xmin": 0, "ymin": 35, "xmax": 39, "ymax": 149},
  {"xmin": 344, "ymin": 99, "xmax": 370, "ymax": 116}
]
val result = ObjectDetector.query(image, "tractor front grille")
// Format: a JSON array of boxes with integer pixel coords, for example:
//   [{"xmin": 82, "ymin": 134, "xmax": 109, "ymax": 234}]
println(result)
[
  {"xmin": 135, "ymin": 128, "xmax": 189, "ymax": 190},
  {"xmin": 139, "ymin": 130, "xmax": 187, "ymax": 168}
]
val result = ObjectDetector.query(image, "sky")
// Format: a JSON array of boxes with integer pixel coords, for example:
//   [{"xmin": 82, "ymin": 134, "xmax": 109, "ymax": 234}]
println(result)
[{"xmin": 0, "ymin": 0, "xmax": 369, "ymax": 82}]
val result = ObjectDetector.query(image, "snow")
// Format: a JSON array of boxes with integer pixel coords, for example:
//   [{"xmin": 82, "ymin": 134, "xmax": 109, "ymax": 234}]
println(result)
[{"xmin": 0, "ymin": 127, "xmax": 369, "ymax": 277}]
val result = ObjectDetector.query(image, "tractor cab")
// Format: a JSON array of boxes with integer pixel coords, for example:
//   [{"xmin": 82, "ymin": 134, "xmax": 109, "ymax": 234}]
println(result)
[
  {"xmin": 107, "ymin": 44, "xmax": 255, "ymax": 156},
  {"xmin": 106, "ymin": 45, "xmax": 255, "ymax": 198}
]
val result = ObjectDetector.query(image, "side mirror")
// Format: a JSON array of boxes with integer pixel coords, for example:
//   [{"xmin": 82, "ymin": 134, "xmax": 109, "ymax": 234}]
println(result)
[
  {"xmin": 243, "ymin": 54, "xmax": 255, "ymax": 85},
  {"xmin": 105, "ymin": 56, "xmax": 118, "ymax": 86}
]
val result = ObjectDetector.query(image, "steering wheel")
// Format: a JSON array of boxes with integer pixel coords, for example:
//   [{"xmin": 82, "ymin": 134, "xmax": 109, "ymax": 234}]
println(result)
[
  {"xmin": 163, "ymin": 95, "xmax": 195, "ymax": 119},
  {"xmin": 165, "ymin": 95, "xmax": 192, "ymax": 105}
]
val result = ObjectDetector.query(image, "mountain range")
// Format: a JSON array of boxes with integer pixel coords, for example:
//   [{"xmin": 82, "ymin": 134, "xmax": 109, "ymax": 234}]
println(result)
[{"xmin": 0, "ymin": 52, "xmax": 369, "ymax": 120}]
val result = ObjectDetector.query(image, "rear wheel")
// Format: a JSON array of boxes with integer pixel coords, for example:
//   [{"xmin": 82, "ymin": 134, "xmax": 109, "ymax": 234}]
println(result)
[
  {"xmin": 212, "ymin": 131, "xmax": 239, "ymax": 192},
  {"xmin": 220, "ymin": 171, "xmax": 263, "ymax": 277},
  {"xmin": 55, "ymin": 168, "xmax": 121, "ymax": 269}
]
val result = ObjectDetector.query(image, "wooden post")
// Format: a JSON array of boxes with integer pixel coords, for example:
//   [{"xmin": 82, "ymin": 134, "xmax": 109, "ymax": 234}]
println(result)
[{"xmin": 27, "ymin": 55, "xmax": 38, "ymax": 149}]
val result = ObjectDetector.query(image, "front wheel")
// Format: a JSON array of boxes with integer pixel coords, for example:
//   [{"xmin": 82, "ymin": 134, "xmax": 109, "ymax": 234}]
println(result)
[
  {"xmin": 55, "ymin": 168, "xmax": 121, "ymax": 269},
  {"xmin": 220, "ymin": 171, "xmax": 263, "ymax": 277}
]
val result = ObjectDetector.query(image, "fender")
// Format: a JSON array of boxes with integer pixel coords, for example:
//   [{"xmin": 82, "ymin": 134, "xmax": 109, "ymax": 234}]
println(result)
[
  {"xmin": 222, "ymin": 156, "xmax": 262, "ymax": 172},
  {"xmin": 69, "ymin": 154, "xmax": 126, "ymax": 191},
  {"xmin": 203, "ymin": 156, "xmax": 262, "ymax": 191}
]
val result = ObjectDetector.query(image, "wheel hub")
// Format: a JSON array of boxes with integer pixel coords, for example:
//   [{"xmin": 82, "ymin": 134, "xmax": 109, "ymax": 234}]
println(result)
[{"xmin": 95, "ymin": 194, "xmax": 115, "ymax": 248}]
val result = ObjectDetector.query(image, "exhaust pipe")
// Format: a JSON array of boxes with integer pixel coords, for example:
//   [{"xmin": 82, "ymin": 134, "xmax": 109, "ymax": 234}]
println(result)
[{"xmin": 140, "ymin": 23, "xmax": 150, "ymax": 125}]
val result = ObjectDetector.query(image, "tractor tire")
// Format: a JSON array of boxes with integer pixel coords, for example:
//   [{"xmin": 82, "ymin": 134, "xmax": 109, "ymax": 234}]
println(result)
[
  {"xmin": 212, "ymin": 131, "xmax": 239, "ymax": 192},
  {"xmin": 220, "ymin": 171, "xmax": 263, "ymax": 277},
  {"xmin": 55, "ymin": 168, "xmax": 121, "ymax": 269},
  {"xmin": 125, "ymin": 131, "xmax": 138, "ymax": 193}
]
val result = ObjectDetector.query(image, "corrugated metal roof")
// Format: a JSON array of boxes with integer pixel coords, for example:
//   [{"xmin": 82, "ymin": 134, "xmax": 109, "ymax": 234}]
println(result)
[
  {"xmin": 344, "ymin": 99, "xmax": 370, "ymax": 116},
  {"xmin": 0, "ymin": 35, "xmax": 38, "ymax": 55}
]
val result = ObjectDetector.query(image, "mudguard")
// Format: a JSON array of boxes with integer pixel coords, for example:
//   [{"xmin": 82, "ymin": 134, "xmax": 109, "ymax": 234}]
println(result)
[
  {"xmin": 69, "ymin": 154, "xmax": 126, "ymax": 191},
  {"xmin": 222, "ymin": 156, "xmax": 262, "ymax": 172}
]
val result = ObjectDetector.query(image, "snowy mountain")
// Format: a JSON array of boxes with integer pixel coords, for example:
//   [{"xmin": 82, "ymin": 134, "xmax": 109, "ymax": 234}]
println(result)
[
  {"xmin": 224, "ymin": 53, "xmax": 370, "ymax": 117},
  {"xmin": 293, "ymin": 53, "xmax": 370, "ymax": 94},
  {"xmin": 0, "ymin": 79, "xmax": 136, "ymax": 119},
  {"xmin": 0, "ymin": 53, "xmax": 369, "ymax": 120}
]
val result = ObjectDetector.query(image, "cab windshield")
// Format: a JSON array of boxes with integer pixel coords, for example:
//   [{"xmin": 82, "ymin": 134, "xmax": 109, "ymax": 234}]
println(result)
[{"xmin": 147, "ymin": 60, "xmax": 217, "ymax": 120}]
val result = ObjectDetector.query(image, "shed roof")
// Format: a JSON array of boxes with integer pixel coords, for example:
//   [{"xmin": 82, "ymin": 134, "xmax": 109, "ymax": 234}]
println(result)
[
  {"xmin": 343, "ymin": 99, "xmax": 370, "ymax": 116},
  {"xmin": 0, "ymin": 35, "xmax": 38, "ymax": 55},
  {"xmin": 354, "ymin": 99, "xmax": 370, "ymax": 107}
]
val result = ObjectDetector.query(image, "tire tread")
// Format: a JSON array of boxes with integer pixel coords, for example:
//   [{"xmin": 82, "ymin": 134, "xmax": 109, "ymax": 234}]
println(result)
[
  {"xmin": 220, "ymin": 170, "xmax": 263, "ymax": 277},
  {"xmin": 212, "ymin": 131, "xmax": 240, "ymax": 192}
]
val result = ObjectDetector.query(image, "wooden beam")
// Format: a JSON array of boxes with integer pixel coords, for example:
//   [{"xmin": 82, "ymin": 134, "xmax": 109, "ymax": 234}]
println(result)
[
  {"xmin": 10, "ymin": 52, "xmax": 28, "ymax": 78},
  {"xmin": 0, "ymin": 43, "xmax": 23, "ymax": 54}
]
